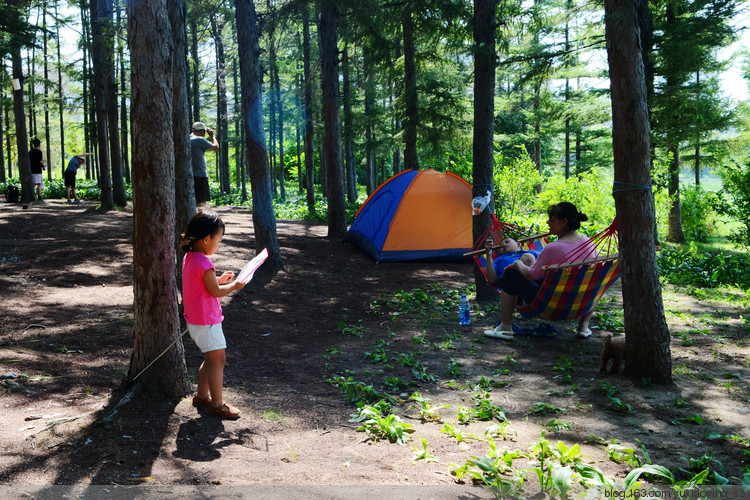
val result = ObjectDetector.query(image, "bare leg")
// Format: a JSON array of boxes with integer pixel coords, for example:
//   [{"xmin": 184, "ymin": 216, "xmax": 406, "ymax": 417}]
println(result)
[
  {"xmin": 576, "ymin": 309, "xmax": 594, "ymax": 334},
  {"xmin": 499, "ymin": 290, "xmax": 517, "ymax": 332},
  {"xmin": 197, "ymin": 349, "xmax": 226, "ymax": 407}
]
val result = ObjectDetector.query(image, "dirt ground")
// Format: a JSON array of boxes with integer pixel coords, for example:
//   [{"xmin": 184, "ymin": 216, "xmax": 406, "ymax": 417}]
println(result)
[{"xmin": 0, "ymin": 199, "xmax": 748, "ymax": 496}]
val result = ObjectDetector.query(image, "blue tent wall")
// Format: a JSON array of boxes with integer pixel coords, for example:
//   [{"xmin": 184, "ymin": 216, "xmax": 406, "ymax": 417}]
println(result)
[
  {"xmin": 344, "ymin": 169, "xmax": 472, "ymax": 263},
  {"xmin": 343, "ymin": 170, "xmax": 418, "ymax": 262}
]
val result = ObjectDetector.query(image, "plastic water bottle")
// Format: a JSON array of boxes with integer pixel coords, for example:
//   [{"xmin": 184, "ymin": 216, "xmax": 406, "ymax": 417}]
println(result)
[{"xmin": 458, "ymin": 294, "xmax": 471, "ymax": 325}]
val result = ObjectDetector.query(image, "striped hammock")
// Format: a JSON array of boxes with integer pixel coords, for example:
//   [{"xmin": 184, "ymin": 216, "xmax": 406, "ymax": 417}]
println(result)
[{"xmin": 469, "ymin": 214, "xmax": 620, "ymax": 321}]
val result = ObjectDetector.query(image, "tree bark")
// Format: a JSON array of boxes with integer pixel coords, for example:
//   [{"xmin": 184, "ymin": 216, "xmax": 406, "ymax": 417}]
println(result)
[
  {"xmin": 169, "ymin": 0, "xmax": 195, "ymax": 253},
  {"xmin": 55, "ymin": 0, "xmax": 66, "ymax": 177},
  {"xmin": 302, "ymin": 5, "xmax": 315, "ymax": 210},
  {"xmin": 117, "ymin": 0, "xmax": 130, "ymax": 183},
  {"xmin": 190, "ymin": 18, "xmax": 200, "ymax": 123},
  {"xmin": 126, "ymin": 0, "xmax": 190, "ymax": 396},
  {"xmin": 234, "ymin": 0, "xmax": 284, "ymax": 272},
  {"xmin": 210, "ymin": 13, "xmax": 231, "ymax": 194},
  {"xmin": 402, "ymin": 8, "xmax": 419, "ymax": 171},
  {"xmin": 363, "ymin": 54, "xmax": 375, "ymax": 194},
  {"xmin": 472, "ymin": 0, "xmax": 497, "ymax": 303},
  {"xmin": 43, "ymin": 5, "xmax": 52, "ymax": 182},
  {"xmin": 12, "ymin": 46, "xmax": 33, "ymax": 203},
  {"xmin": 605, "ymin": 0, "xmax": 672, "ymax": 384},
  {"xmin": 342, "ymin": 43, "xmax": 356, "ymax": 203},
  {"xmin": 274, "ymin": 54, "xmax": 286, "ymax": 201},
  {"xmin": 666, "ymin": 145, "xmax": 685, "ymax": 242},
  {"xmin": 319, "ymin": 0, "xmax": 347, "ymax": 239},
  {"xmin": 101, "ymin": 0, "xmax": 127, "ymax": 207},
  {"xmin": 90, "ymin": 0, "xmax": 114, "ymax": 208}
]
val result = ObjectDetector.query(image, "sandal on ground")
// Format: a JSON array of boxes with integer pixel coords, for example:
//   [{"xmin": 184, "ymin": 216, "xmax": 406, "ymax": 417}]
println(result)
[
  {"xmin": 483, "ymin": 326, "xmax": 514, "ymax": 340},
  {"xmin": 209, "ymin": 403, "xmax": 241, "ymax": 419},
  {"xmin": 530, "ymin": 322, "xmax": 558, "ymax": 338},
  {"xmin": 191, "ymin": 394, "xmax": 211, "ymax": 408},
  {"xmin": 575, "ymin": 328, "xmax": 592, "ymax": 339}
]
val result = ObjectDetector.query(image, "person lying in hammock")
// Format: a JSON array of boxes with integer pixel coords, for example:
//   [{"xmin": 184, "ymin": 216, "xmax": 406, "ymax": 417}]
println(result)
[
  {"xmin": 485, "ymin": 202, "xmax": 597, "ymax": 341},
  {"xmin": 484, "ymin": 237, "xmax": 539, "ymax": 285}
]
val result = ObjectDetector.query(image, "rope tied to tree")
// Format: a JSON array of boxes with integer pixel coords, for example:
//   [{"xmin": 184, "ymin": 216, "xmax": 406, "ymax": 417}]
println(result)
[{"xmin": 612, "ymin": 180, "xmax": 652, "ymax": 195}]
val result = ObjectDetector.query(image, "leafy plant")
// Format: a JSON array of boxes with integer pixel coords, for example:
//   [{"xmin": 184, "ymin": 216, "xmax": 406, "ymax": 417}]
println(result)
[
  {"xmin": 338, "ymin": 320, "xmax": 366, "ymax": 338},
  {"xmin": 326, "ymin": 376, "xmax": 385, "ymax": 404},
  {"xmin": 451, "ymin": 438, "xmax": 527, "ymax": 497},
  {"xmin": 446, "ymin": 359, "xmax": 466, "ymax": 378},
  {"xmin": 553, "ymin": 356, "xmax": 576, "ymax": 384},
  {"xmin": 412, "ymin": 364, "xmax": 439, "ymax": 382},
  {"xmin": 350, "ymin": 400, "xmax": 414, "ymax": 444},
  {"xmin": 411, "ymin": 437, "xmax": 438, "ymax": 463},
  {"xmin": 484, "ymin": 421, "xmax": 517, "ymax": 441},
  {"xmin": 441, "ymin": 423, "xmax": 479, "ymax": 443},
  {"xmin": 408, "ymin": 392, "xmax": 448, "ymax": 422},
  {"xmin": 530, "ymin": 402, "xmax": 565, "ymax": 414},
  {"xmin": 545, "ymin": 419, "xmax": 573, "ymax": 434}
]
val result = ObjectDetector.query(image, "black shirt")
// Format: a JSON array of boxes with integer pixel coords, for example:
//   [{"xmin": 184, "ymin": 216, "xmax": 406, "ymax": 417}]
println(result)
[{"xmin": 29, "ymin": 148, "xmax": 43, "ymax": 174}]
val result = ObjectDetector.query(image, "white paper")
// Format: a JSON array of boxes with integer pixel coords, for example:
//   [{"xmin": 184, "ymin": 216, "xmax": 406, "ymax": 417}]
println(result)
[{"xmin": 237, "ymin": 248, "xmax": 268, "ymax": 283}]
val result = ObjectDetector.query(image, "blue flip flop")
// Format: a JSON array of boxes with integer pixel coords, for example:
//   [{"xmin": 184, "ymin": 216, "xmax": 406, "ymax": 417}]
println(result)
[{"xmin": 532, "ymin": 322, "xmax": 558, "ymax": 338}]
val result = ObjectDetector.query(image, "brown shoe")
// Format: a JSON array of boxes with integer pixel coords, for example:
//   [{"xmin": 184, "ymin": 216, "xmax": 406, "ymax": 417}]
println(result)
[
  {"xmin": 209, "ymin": 403, "xmax": 241, "ymax": 419},
  {"xmin": 192, "ymin": 394, "xmax": 212, "ymax": 408}
]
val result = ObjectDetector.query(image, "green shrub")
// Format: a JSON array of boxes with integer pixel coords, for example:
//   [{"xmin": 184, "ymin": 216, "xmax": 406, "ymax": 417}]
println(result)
[
  {"xmin": 657, "ymin": 243, "xmax": 750, "ymax": 290},
  {"xmin": 493, "ymin": 147, "xmax": 543, "ymax": 223},
  {"xmin": 716, "ymin": 160, "xmax": 750, "ymax": 248},
  {"xmin": 536, "ymin": 167, "xmax": 616, "ymax": 235},
  {"xmin": 680, "ymin": 185, "xmax": 719, "ymax": 243}
]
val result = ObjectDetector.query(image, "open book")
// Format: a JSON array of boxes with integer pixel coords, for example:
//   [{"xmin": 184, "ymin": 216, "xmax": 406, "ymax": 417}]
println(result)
[{"xmin": 237, "ymin": 248, "xmax": 268, "ymax": 283}]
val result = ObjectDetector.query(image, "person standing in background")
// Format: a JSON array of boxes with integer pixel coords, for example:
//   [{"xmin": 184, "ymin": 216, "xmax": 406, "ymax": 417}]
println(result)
[
  {"xmin": 29, "ymin": 138, "xmax": 45, "ymax": 202},
  {"xmin": 65, "ymin": 155, "xmax": 85, "ymax": 204},
  {"xmin": 190, "ymin": 122, "xmax": 219, "ymax": 206}
]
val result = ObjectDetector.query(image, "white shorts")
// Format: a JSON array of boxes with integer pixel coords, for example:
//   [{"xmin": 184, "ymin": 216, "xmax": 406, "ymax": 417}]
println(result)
[
  {"xmin": 187, "ymin": 323, "xmax": 226, "ymax": 353},
  {"xmin": 32, "ymin": 174, "xmax": 43, "ymax": 185}
]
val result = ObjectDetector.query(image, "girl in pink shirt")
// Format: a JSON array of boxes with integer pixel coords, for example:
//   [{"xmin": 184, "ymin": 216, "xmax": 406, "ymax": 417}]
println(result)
[
  {"xmin": 486, "ymin": 202, "xmax": 597, "ymax": 340},
  {"xmin": 181, "ymin": 210, "xmax": 245, "ymax": 419}
]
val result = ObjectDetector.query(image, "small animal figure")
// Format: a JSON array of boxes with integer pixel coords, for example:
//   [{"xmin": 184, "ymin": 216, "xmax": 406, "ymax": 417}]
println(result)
[{"xmin": 599, "ymin": 333, "xmax": 626, "ymax": 375}]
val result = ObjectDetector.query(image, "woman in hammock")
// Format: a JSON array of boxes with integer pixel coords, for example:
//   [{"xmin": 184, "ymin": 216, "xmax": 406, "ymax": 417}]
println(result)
[{"xmin": 488, "ymin": 202, "xmax": 597, "ymax": 340}]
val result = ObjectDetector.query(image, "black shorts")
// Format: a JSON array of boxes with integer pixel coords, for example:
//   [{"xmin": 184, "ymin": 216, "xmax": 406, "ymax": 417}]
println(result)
[
  {"xmin": 64, "ymin": 170, "xmax": 77, "ymax": 188},
  {"xmin": 194, "ymin": 176, "xmax": 210, "ymax": 203},
  {"xmin": 500, "ymin": 268, "xmax": 543, "ymax": 304}
]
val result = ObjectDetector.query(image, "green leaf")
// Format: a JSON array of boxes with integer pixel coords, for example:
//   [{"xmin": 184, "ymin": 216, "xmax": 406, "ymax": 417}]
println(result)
[
  {"xmin": 624, "ymin": 464, "xmax": 674, "ymax": 490},
  {"xmin": 741, "ymin": 473, "xmax": 750, "ymax": 492}
]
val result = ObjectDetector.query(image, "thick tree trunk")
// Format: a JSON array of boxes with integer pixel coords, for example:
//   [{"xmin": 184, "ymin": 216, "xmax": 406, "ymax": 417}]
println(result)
[
  {"xmin": 302, "ymin": 6, "xmax": 315, "ymax": 210},
  {"xmin": 56, "ymin": 1, "xmax": 66, "ymax": 176},
  {"xmin": 363, "ymin": 55, "xmax": 375, "ymax": 194},
  {"xmin": 12, "ymin": 47, "xmax": 33, "ymax": 203},
  {"xmin": 43, "ymin": 6, "xmax": 52, "ymax": 182},
  {"xmin": 274, "ymin": 58, "xmax": 286, "ymax": 201},
  {"xmin": 126, "ymin": 0, "xmax": 190, "ymax": 397},
  {"xmin": 190, "ymin": 18, "xmax": 200, "ymax": 123},
  {"xmin": 234, "ymin": 0, "xmax": 284, "ymax": 272},
  {"xmin": 4, "ymin": 87, "xmax": 11, "ymax": 178},
  {"xmin": 342, "ymin": 43, "xmax": 356, "ymax": 203},
  {"xmin": 90, "ymin": 0, "xmax": 114, "ymax": 208},
  {"xmin": 117, "ymin": 0, "xmax": 130, "ymax": 183},
  {"xmin": 319, "ymin": 0, "xmax": 347, "ymax": 239},
  {"xmin": 0, "ymin": 86, "xmax": 4, "ymax": 182},
  {"xmin": 605, "ymin": 0, "xmax": 672, "ymax": 384},
  {"xmin": 100, "ymin": 0, "xmax": 127, "ymax": 207},
  {"xmin": 473, "ymin": 0, "xmax": 497, "ymax": 303},
  {"xmin": 169, "ymin": 0, "xmax": 195, "ymax": 251},
  {"xmin": 666, "ymin": 145, "xmax": 685, "ymax": 242},
  {"xmin": 210, "ymin": 13, "xmax": 231, "ymax": 194},
  {"xmin": 402, "ymin": 9, "xmax": 419, "ymax": 171}
]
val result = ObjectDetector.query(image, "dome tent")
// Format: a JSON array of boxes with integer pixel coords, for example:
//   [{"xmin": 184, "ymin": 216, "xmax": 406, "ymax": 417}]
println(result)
[{"xmin": 344, "ymin": 169, "xmax": 473, "ymax": 263}]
